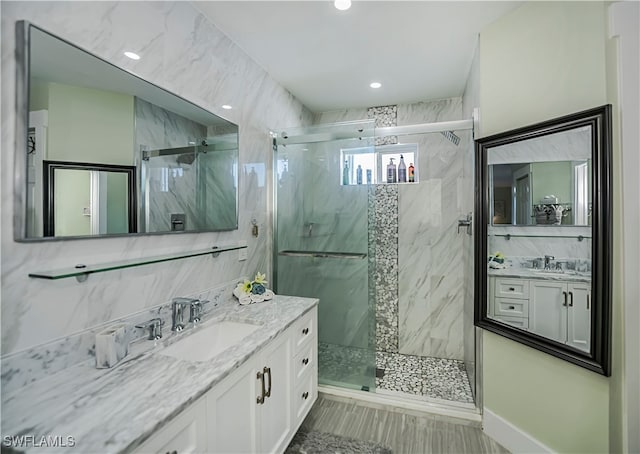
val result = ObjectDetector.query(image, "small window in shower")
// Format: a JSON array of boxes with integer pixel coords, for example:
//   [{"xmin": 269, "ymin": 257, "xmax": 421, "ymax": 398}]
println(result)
[{"xmin": 340, "ymin": 143, "xmax": 418, "ymax": 185}]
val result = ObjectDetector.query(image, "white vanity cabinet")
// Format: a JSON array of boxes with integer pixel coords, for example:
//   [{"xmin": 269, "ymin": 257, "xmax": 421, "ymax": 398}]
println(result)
[
  {"xmin": 529, "ymin": 280, "xmax": 591, "ymax": 352},
  {"xmin": 135, "ymin": 307, "xmax": 318, "ymax": 454},
  {"xmin": 489, "ymin": 276, "xmax": 590, "ymax": 352},
  {"xmin": 134, "ymin": 395, "xmax": 208, "ymax": 454},
  {"xmin": 207, "ymin": 327, "xmax": 292, "ymax": 454}
]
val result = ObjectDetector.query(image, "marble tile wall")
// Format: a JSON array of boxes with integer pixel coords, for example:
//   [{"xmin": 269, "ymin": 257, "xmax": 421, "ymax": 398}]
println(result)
[
  {"xmin": 0, "ymin": 1, "xmax": 312, "ymax": 356},
  {"xmin": 396, "ymin": 98, "xmax": 466, "ymax": 361}
]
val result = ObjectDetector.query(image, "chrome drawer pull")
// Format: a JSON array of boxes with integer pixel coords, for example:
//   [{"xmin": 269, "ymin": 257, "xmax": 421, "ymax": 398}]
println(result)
[
  {"xmin": 508, "ymin": 306, "xmax": 515, "ymax": 310},
  {"xmin": 264, "ymin": 366, "xmax": 272, "ymax": 398},
  {"xmin": 302, "ymin": 358, "xmax": 309, "ymax": 365},
  {"xmin": 256, "ymin": 370, "xmax": 266, "ymax": 404},
  {"xmin": 302, "ymin": 328, "xmax": 309, "ymax": 335},
  {"xmin": 508, "ymin": 287, "xmax": 515, "ymax": 291},
  {"xmin": 302, "ymin": 391, "xmax": 309, "ymax": 400}
]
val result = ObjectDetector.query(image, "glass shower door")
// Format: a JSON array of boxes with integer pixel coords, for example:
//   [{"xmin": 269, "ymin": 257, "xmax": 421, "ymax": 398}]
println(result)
[{"xmin": 274, "ymin": 121, "xmax": 377, "ymax": 392}]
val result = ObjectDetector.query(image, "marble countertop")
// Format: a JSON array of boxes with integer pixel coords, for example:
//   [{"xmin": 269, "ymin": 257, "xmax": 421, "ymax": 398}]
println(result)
[
  {"xmin": 488, "ymin": 267, "xmax": 591, "ymax": 282},
  {"xmin": 1, "ymin": 295, "xmax": 318, "ymax": 453}
]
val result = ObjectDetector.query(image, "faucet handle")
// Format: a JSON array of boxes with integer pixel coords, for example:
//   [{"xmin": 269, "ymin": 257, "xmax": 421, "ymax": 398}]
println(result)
[
  {"xmin": 189, "ymin": 300, "xmax": 204, "ymax": 323},
  {"xmin": 136, "ymin": 318, "xmax": 164, "ymax": 340}
]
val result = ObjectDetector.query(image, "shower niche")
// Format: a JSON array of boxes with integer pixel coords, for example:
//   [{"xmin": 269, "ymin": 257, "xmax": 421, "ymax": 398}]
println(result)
[{"xmin": 340, "ymin": 143, "xmax": 419, "ymax": 185}]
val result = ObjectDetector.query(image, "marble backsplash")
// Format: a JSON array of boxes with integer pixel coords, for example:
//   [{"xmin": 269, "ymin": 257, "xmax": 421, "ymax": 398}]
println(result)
[
  {"xmin": 0, "ymin": 1, "xmax": 312, "ymax": 356},
  {"xmin": 1, "ymin": 278, "xmax": 241, "ymax": 396}
]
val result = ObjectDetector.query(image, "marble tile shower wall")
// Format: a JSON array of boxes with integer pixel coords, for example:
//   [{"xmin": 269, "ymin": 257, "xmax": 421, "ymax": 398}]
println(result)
[
  {"xmin": 0, "ymin": 1, "xmax": 313, "ymax": 356},
  {"xmin": 135, "ymin": 98, "xmax": 204, "ymax": 232},
  {"xmin": 396, "ymin": 98, "xmax": 466, "ymax": 360}
]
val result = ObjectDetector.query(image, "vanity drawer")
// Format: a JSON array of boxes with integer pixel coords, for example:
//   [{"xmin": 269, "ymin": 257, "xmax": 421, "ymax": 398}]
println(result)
[
  {"xmin": 495, "ymin": 297, "xmax": 529, "ymax": 318},
  {"xmin": 293, "ymin": 309, "xmax": 316, "ymax": 354},
  {"xmin": 495, "ymin": 278, "xmax": 530, "ymax": 299},
  {"xmin": 293, "ymin": 343, "xmax": 315, "ymax": 383},
  {"xmin": 294, "ymin": 368, "xmax": 317, "ymax": 422},
  {"xmin": 494, "ymin": 315, "xmax": 529, "ymax": 330}
]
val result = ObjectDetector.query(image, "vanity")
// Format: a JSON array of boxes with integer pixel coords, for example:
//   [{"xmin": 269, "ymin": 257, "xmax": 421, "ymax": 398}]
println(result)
[
  {"xmin": 1, "ymin": 295, "xmax": 318, "ymax": 453},
  {"xmin": 488, "ymin": 270, "xmax": 591, "ymax": 352}
]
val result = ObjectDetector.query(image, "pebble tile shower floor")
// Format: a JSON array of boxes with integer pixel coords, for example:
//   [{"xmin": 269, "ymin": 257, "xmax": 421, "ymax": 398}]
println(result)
[{"xmin": 318, "ymin": 343, "xmax": 474, "ymax": 404}]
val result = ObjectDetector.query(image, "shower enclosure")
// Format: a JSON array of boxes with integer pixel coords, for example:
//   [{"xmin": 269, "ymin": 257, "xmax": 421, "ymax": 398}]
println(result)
[{"xmin": 273, "ymin": 116, "xmax": 477, "ymax": 407}]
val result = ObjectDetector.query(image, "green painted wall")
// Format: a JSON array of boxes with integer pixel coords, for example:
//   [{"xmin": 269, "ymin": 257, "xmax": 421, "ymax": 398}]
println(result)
[
  {"xmin": 42, "ymin": 82, "xmax": 133, "ymax": 236},
  {"xmin": 479, "ymin": 2, "xmax": 612, "ymax": 452},
  {"xmin": 531, "ymin": 161, "xmax": 572, "ymax": 205},
  {"xmin": 47, "ymin": 82, "xmax": 134, "ymax": 165}
]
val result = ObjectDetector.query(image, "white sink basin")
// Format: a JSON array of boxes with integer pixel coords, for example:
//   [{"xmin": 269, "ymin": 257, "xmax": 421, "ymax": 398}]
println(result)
[{"xmin": 160, "ymin": 321, "xmax": 261, "ymax": 362}]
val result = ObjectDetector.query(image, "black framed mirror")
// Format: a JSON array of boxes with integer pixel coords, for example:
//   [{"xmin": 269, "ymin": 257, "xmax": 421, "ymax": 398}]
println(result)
[
  {"xmin": 474, "ymin": 105, "xmax": 612, "ymax": 375},
  {"xmin": 43, "ymin": 161, "xmax": 137, "ymax": 237}
]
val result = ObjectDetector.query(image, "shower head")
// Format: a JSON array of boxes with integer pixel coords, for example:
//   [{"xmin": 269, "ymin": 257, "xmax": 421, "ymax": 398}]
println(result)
[
  {"xmin": 441, "ymin": 130, "xmax": 460, "ymax": 146},
  {"xmin": 176, "ymin": 153, "xmax": 196, "ymax": 165}
]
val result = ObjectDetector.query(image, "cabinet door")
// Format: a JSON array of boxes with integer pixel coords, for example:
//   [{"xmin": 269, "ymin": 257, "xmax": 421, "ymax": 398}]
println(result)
[
  {"xmin": 567, "ymin": 282, "xmax": 591, "ymax": 352},
  {"xmin": 133, "ymin": 397, "xmax": 207, "ymax": 454},
  {"xmin": 529, "ymin": 281, "xmax": 567, "ymax": 343},
  {"xmin": 207, "ymin": 358, "xmax": 259, "ymax": 454},
  {"xmin": 258, "ymin": 330, "xmax": 292, "ymax": 454}
]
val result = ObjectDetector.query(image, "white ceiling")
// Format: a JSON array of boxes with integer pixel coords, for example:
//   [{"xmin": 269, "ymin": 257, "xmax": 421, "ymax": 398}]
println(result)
[{"xmin": 195, "ymin": 1, "xmax": 522, "ymax": 113}]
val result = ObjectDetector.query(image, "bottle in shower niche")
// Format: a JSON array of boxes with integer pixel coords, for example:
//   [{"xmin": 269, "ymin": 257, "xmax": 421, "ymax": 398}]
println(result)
[
  {"xmin": 343, "ymin": 160, "xmax": 350, "ymax": 185},
  {"xmin": 408, "ymin": 163, "xmax": 415, "ymax": 182},
  {"xmin": 398, "ymin": 155, "xmax": 407, "ymax": 182},
  {"xmin": 366, "ymin": 169, "xmax": 372, "ymax": 185},
  {"xmin": 386, "ymin": 158, "xmax": 397, "ymax": 183},
  {"xmin": 356, "ymin": 165, "xmax": 363, "ymax": 184}
]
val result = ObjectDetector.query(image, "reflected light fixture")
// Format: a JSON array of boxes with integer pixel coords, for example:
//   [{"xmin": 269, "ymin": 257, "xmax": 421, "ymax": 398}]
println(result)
[
  {"xmin": 222, "ymin": 105, "xmax": 232, "ymax": 110},
  {"xmin": 334, "ymin": 0, "xmax": 351, "ymax": 11},
  {"xmin": 124, "ymin": 51, "xmax": 141, "ymax": 60},
  {"xmin": 370, "ymin": 82, "xmax": 382, "ymax": 89}
]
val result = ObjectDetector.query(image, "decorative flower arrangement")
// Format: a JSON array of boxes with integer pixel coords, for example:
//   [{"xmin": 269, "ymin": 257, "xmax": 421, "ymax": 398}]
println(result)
[
  {"xmin": 490, "ymin": 252, "xmax": 505, "ymax": 264},
  {"xmin": 488, "ymin": 252, "xmax": 507, "ymax": 270},
  {"xmin": 233, "ymin": 272, "xmax": 275, "ymax": 305}
]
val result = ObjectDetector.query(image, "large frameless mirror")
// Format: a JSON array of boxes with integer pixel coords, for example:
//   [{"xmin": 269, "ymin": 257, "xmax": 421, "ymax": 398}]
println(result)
[
  {"xmin": 474, "ymin": 105, "xmax": 612, "ymax": 375},
  {"xmin": 14, "ymin": 21, "xmax": 239, "ymax": 241}
]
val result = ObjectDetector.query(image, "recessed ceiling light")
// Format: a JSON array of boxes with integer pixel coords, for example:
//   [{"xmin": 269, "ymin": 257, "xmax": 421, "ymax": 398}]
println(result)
[
  {"xmin": 124, "ymin": 51, "xmax": 141, "ymax": 60},
  {"xmin": 334, "ymin": 0, "xmax": 351, "ymax": 11},
  {"xmin": 370, "ymin": 82, "xmax": 382, "ymax": 89},
  {"xmin": 222, "ymin": 105, "xmax": 232, "ymax": 110}
]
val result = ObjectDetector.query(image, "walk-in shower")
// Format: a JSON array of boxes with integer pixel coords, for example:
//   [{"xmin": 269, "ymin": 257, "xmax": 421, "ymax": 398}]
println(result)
[{"xmin": 273, "ymin": 115, "xmax": 477, "ymax": 408}]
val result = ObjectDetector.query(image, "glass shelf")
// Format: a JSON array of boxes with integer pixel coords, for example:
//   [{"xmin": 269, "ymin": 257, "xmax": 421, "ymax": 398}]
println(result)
[{"xmin": 28, "ymin": 245, "xmax": 247, "ymax": 281}]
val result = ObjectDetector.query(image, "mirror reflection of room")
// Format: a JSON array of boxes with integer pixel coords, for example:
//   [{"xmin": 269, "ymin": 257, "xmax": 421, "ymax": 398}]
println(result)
[
  {"xmin": 25, "ymin": 25, "xmax": 239, "ymax": 240},
  {"xmin": 491, "ymin": 160, "xmax": 592, "ymax": 226}
]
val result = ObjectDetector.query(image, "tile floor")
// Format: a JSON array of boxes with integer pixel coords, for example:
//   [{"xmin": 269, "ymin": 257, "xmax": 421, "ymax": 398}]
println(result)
[{"xmin": 298, "ymin": 394, "xmax": 508, "ymax": 454}]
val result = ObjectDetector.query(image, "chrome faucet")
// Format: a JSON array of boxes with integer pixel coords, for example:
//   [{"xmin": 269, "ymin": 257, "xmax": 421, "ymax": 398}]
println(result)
[
  {"xmin": 544, "ymin": 255, "xmax": 555, "ymax": 270},
  {"xmin": 136, "ymin": 318, "xmax": 164, "ymax": 340},
  {"xmin": 189, "ymin": 299, "xmax": 209, "ymax": 324},
  {"xmin": 172, "ymin": 297, "xmax": 199, "ymax": 331}
]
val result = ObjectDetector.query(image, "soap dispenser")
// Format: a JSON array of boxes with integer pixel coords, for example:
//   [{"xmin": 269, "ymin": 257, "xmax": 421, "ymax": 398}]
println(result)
[
  {"xmin": 398, "ymin": 155, "xmax": 407, "ymax": 183},
  {"xmin": 386, "ymin": 158, "xmax": 397, "ymax": 183}
]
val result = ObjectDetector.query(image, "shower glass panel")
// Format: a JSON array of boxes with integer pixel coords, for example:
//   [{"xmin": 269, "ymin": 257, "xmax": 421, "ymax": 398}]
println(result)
[
  {"xmin": 140, "ymin": 137, "xmax": 238, "ymax": 233},
  {"xmin": 274, "ymin": 120, "xmax": 377, "ymax": 391}
]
